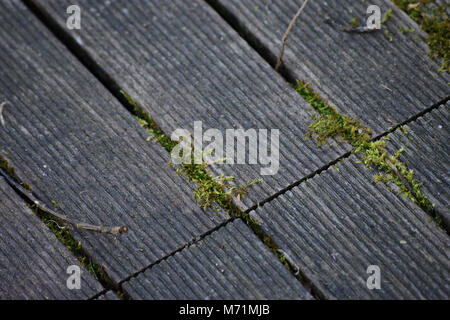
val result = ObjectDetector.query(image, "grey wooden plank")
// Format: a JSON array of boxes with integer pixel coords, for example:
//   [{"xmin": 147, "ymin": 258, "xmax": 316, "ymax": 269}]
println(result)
[
  {"xmin": 250, "ymin": 152, "xmax": 450, "ymax": 299},
  {"xmin": 0, "ymin": 0, "xmax": 228, "ymax": 283},
  {"xmin": 0, "ymin": 176, "xmax": 102, "ymax": 299},
  {"xmin": 33, "ymin": 0, "xmax": 350, "ymax": 210},
  {"xmin": 95, "ymin": 291, "xmax": 120, "ymax": 300},
  {"xmin": 387, "ymin": 103, "xmax": 450, "ymax": 227},
  {"xmin": 122, "ymin": 219, "xmax": 312, "ymax": 299},
  {"xmin": 212, "ymin": 0, "xmax": 449, "ymax": 133}
]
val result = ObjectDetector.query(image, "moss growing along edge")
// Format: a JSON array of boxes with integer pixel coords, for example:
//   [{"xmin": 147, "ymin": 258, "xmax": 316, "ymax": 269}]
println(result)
[
  {"xmin": 119, "ymin": 90, "xmax": 261, "ymax": 220},
  {"xmin": 295, "ymin": 80, "xmax": 440, "ymax": 228},
  {"xmin": 0, "ymin": 156, "xmax": 115, "ymax": 290},
  {"xmin": 119, "ymin": 90, "xmax": 295, "ymax": 272},
  {"xmin": 296, "ymin": 80, "xmax": 372, "ymax": 148},
  {"xmin": 31, "ymin": 204, "xmax": 113, "ymax": 286},
  {"xmin": 393, "ymin": 0, "xmax": 449, "ymax": 72}
]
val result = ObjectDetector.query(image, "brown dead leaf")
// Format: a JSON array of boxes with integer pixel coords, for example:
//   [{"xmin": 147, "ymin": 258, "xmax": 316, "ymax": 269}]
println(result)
[{"xmin": 407, "ymin": 3, "xmax": 421, "ymax": 11}]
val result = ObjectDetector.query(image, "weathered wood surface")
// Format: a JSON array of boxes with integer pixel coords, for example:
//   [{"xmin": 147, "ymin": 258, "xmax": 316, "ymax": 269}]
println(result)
[
  {"xmin": 33, "ymin": 0, "xmax": 350, "ymax": 210},
  {"xmin": 0, "ymin": 0, "xmax": 228, "ymax": 284},
  {"xmin": 122, "ymin": 219, "xmax": 312, "ymax": 299},
  {"xmin": 387, "ymin": 103, "xmax": 449, "ymax": 227},
  {"xmin": 0, "ymin": 0, "xmax": 447, "ymax": 300},
  {"xmin": 95, "ymin": 291, "xmax": 120, "ymax": 300},
  {"xmin": 213, "ymin": 0, "xmax": 449, "ymax": 133},
  {"xmin": 0, "ymin": 176, "xmax": 102, "ymax": 299},
  {"xmin": 250, "ymin": 152, "xmax": 449, "ymax": 299}
]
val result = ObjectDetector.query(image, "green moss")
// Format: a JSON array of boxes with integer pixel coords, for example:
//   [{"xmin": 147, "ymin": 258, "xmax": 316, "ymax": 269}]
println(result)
[
  {"xmin": 120, "ymin": 90, "xmax": 262, "ymax": 226},
  {"xmin": 119, "ymin": 90, "xmax": 175, "ymax": 151},
  {"xmin": 399, "ymin": 125, "xmax": 408, "ymax": 134},
  {"xmin": 30, "ymin": 204, "xmax": 112, "ymax": 285},
  {"xmin": 295, "ymin": 80, "xmax": 441, "ymax": 228},
  {"xmin": 1, "ymin": 155, "xmax": 115, "ymax": 288},
  {"xmin": 393, "ymin": 0, "xmax": 449, "ymax": 72},
  {"xmin": 296, "ymin": 80, "xmax": 372, "ymax": 147},
  {"xmin": 360, "ymin": 144, "xmax": 433, "ymax": 211},
  {"xmin": 179, "ymin": 166, "xmax": 253, "ymax": 217},
  {"xmin": 381, "ymin": 8, "xmax": 395, "ymax": 41},
  {"xmin": 399, "ymin": 26, "xmax": 414, "ymax": 34},
  {"xmin": 382, "ymin": 8, "xmax": 394, "ymax": 24},
  {"xmin": 51, "ymin": 200, "xmax": 60, "ymax": 210},
  {"xmin": 118, "ymin": 89, "xmax": 299, "ymax": 278},
  {"xmin": 349, "ymin": 17, "xmax": 361, "ymax": 28},
  {"xmin": 173, "ymin": 158, "xmax": 260, "ymax": 212}
]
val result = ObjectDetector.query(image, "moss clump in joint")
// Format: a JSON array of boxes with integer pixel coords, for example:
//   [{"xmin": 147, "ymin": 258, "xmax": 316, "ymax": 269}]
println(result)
[
  {"xmin": 295, "ymin": 80, "xmax": 441, "ymax": 228},
  {"xmin": 169, "ymin": 155, "xmax": 261, "ymax": 212},
  {"xmin": 121, "ymin": 88, "xmax": 326, "ymax": 292},
  {"xmin": 296, "ymin": 80, "xmax": 372, "ymax": 147},
  {"xmin": 119, "ymin": 90, "xmax": 261, "ymax": 222},
  {"xmin": 393, "ymin": 0, "xmax": 449, "ymax": 72}
]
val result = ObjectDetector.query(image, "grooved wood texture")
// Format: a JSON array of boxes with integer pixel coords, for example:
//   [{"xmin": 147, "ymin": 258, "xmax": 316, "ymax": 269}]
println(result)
[
  {"xmin": 33, "ymin": 0, "xmax": 350, "ymax": 210},
  {"xmin": 0, "ymin": 176, "xmax": 102, "ymax": 299},
  {"xmin": 122, "ymin": 219, "xmax": 312, "ymax": 299},
  {"xmin": 2, "ymin": 0, "xmax": 447, "ymax": 300},
  {"xmin": 387, "ymin": 103, "xmax": 449, "ymax": 227},
  {"xmin": 250, "ymin": 151, "xmax": 449, "ymax": 299},
  {"xmin": 0, "ymin": 0, "xmax": 228, "ymax": 283},
  {"xmin": 213, "ymin": 0, "xmax": 449, "ymax": 133}
]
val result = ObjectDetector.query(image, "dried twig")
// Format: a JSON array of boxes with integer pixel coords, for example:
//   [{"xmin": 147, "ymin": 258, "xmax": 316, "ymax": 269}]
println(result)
[
  {"xmin": 275, "ymin": 0, "xmax": 309, "ymax": 71},
  {"xmin": 0, "ymin": 101, "xmax": 7, "ymax": 127},
  {"xmin": 380, "ymin": 83, "xmax": 393, "ymax": 92},
  {"xmin": 47, "ymin": 219, "xmax": 68, "ymax": 230},
  {"xmin": 0, "ymin": 167, "xmax": 128, "ymax": 235},
  {"xmin": 277, "ymin": 249, "xmax": 300, "ymax": 275}
]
